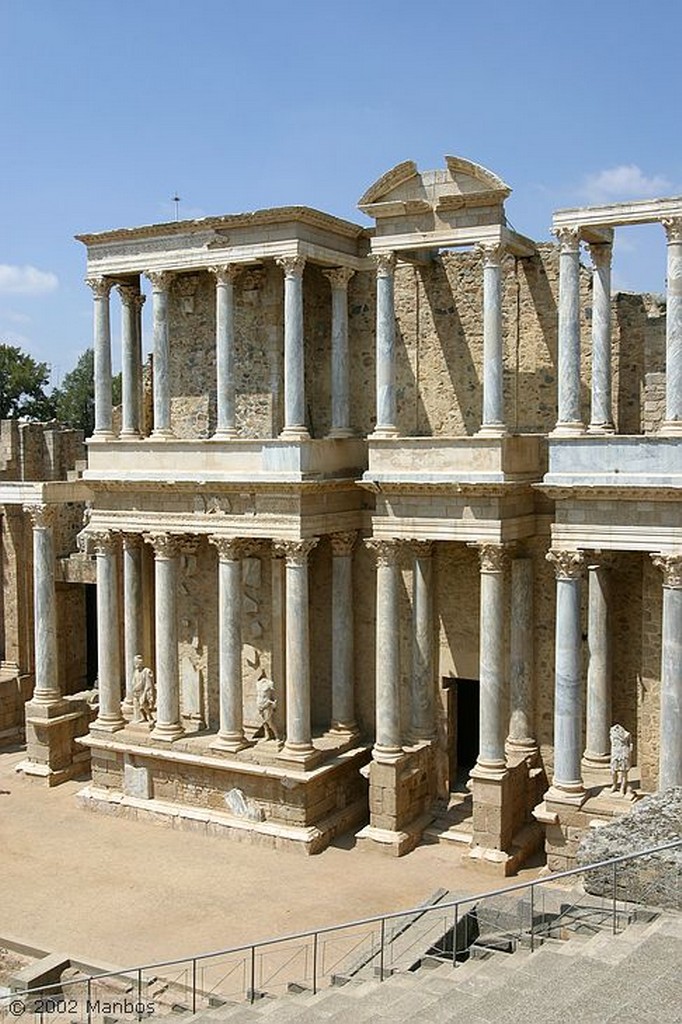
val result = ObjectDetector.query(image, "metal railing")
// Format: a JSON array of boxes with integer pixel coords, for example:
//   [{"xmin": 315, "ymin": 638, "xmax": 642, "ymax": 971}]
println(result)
[{"xmin": 1, "ymin": 839, "xmax": 679, "ymax": 1023}]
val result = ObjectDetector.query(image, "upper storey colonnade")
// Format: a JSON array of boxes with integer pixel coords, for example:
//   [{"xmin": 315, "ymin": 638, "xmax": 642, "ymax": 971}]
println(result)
[{"xmin": 552, "ymin": 196, "xmax": 682, "ymax": 436}]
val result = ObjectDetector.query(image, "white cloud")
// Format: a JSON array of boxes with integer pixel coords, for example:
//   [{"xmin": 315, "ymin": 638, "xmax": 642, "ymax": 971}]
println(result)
[
  {"xmin": 0, "ymin": 264, "xmax": 58, "ymax": 295},
  {"xmin": 1, "ymin": 309, "xmax": 32, "ymax": 325},
  {"xmin": 582, "ymin": 165, "xmax": 672, "ymax": 204}
]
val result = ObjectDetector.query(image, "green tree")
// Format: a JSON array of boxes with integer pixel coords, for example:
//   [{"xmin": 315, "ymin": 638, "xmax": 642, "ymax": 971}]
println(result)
[
  {"xmin": 53, "ymin": 348, "xmax": 122, "ymax": 435},
  {"xmin": 0, "ymin": 343, "xmax": 54, "ymax": 419}
]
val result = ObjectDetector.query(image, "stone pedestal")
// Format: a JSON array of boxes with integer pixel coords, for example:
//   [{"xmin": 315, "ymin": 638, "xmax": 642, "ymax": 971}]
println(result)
[{"xmin": 357, "ymin": 743, "xmax": 435, "ymax": 856}]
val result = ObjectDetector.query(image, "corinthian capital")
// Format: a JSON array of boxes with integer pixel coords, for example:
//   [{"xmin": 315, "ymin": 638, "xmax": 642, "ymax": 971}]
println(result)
[
  {"xmin": 86, "ymin": 276, "xmax": 114, "ymax": 299},
  {"xmin": 477, "ymin": 242, "xmax": 505, "ymax": 267},
  {"xmin": 144, "ymin": 270, "xmax": 174, "ymax": 292},
  {"xmin": 365, "ymin": 537, "xmax": 401, "ymax": 567},
  {"xmin": 208, "ymin": 263, "xmax": 241, "ymax": 285},
  {"xmin": 143, "ymin": 531, "xmax": 184, "ymax": 559},
  {"xmin": 276, "ymin": 255, "xmax": 306, "ymax": 278},
  {"xmin": 89, "ymin": 529, "xmax": 120, "ymax": 556},
  {"xmin": 651, "ymin": 552, "xmax": 682, "ymax": 589},
  {"xmin": 323, "ymin": 266, "xmax": 355, "ymax": 290},
  {"xmin": 662, "ymin": 218, "xmax": 682, "ymax": 244},
  {"xmin": 546, "ymin": 548, "xmax": 584, "ymax": 580},
  {"xmin": 477, "ymin": 543, "xmax": 508, "ymax": 573},
  {"xmin": 552, "ymin": 226, "xmax": 581, "ymax": 252},
  {"xmin": 587, "ymin": 242, "xmax": 613, "ymax": 270},
  {"xmin": 372, "ymin": 252, "xmax": 396, "ymax": 278},
  {"xmin": 330, "ymin": 531, "xmax": 357, "ymax": 557},
  {"xmin": 24, "ymin": 503, "xmax": 57, "ymax": 529},
  {"xmin": 209, "ymin": 535, "xmax": 250, "ymax": 561},
  {"xmin": 274, "ymin": 537, "xmax": 319, "ymax": 567},
  {"xmin": 116, "ymin": 283, "xmax": 143, "ymax": 308}
]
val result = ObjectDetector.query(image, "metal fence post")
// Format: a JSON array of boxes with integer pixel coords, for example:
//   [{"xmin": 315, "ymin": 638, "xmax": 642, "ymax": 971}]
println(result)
[
  {"xmin": 312, "ymin": 932, "xmax": 318, "ymax": 995},
  {"xmin": 250, "ymin": 946, "xmax": 256, "ymax": 1004},
  {"xmin": 192, "ymin": 959, "xmax": 197, "ymax": 1013},
  {"xmin": 452, "ymin": 904, "xmax": 459, "ymax": 969},
  {"xmin": 379, "ymin": 918, "xmax": 385, "ymax": 982},
  {"xmin": 137, "ymin": 969, "xmax": 143, "ymax": 1022},
  {"xmin": 530, "ymin": 884, "xmax": 535, "ymax": 952},
  {"xmin": 612, "ymin": 860, "xmax": 618, "ymax": 935},
  {"xmin": 87, "ymin": 977, "xmax": 92, "ymax": 1024}
]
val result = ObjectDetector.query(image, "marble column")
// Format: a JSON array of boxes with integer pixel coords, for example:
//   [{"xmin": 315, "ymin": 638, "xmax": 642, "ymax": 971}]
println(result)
[
  {"xmin": 209, "ymin": 264, "xmax": 240, "ymax": 438},
  {"xmin": 410, "ymin": 541, "xmax": 435, "ymax": 742},
  {"xmin": 507, "ymin": 556, "xmax": 536, "ymax": 754},
  {"xmin": 478, "ymin": 243, "xmax": 506, "ymax": 436},
  {"xmin": 25, "ymin": 505, "xmax": 60, "ymax": 705},
  {"xmin": 209, "ymin": 536, "xmax": 249, "ymax": 751},
  {"xmin": 330, "ymin": 531, "xmax": 358, "ymax": 734},
  {"xmin": 276, "ymin": 256, "xmax": 309, "ymax": 439},
  {"xmin": 662, "ymin": 219, "xmax": 682, "ymax": 432},
  {"xmin": 587, "ymin": 243, "xmax": 614, "ymax": 433},
  {"xmin": 279, "ymin": 538, "xmax": 318, "ymax": 757},
  {"xmin": 651, "ymin": 553, "xmax": 682, "ymax": 789},
  {"xmin": 122, "ymin": 533, "xmax": 144, "ymax": 714},
  {"xmin": 583, "ymin": 557, "xmax": 612, "ymax": 769},
  {"xmin": 86, "ymin": 276, "xmax": 114, "ymax": 437},
  {"xmin": 117, "ymin": 283, "xmax": 145, "ymax": 438},
  {"xmin": 553, "ymin": 227, "xmax": 584, "ymax": 434},
  {"xmin": 474, "ymin": 544, "xmax": 508, "ymax": 774},
  {"xmin": 91, "ymin": 530, "xmax": 125, "ymax": 732},
  {"xmin": 546, "ymin": 549, "xmax": 585, "ymax": 801},
  {"xmin": 373, "ymin": 253, "xmax": 399, "ymax": 437},
  {"xmin": 323, "ymin": 267, "xmax": 355, "ymax": 437},
  {"xmin": 145, "ymin": 532, "xmax": 183, "ymax": 740},
  {"xmin": 367, "ymin": 538, "xmax": 402, "ymax": 761},
  {"xmin": 144, "ymin": 270, "xmax": 174, "ymax": 437}
]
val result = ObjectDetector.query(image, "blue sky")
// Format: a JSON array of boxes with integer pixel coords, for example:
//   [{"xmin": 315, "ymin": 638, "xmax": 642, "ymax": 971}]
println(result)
[{"xmin": 0, "ymin": 0, "xmax": 679, "ymax": 384}]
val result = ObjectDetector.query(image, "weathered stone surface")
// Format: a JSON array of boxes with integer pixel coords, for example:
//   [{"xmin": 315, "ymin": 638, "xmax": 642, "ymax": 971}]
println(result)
[{"xmin": 577, "ymin": 788, "xmax": 682, "ymax": 909}]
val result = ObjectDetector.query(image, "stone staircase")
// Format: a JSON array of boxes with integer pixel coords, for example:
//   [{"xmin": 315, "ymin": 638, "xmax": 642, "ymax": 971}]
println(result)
[{"xmin": 173, "ymin": 898, "xmax": 682, "ymax": 1024}]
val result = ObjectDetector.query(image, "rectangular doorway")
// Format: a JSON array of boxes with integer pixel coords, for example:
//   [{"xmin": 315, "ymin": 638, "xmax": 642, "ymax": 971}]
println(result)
[{"xmin": 444, "ymin": 676, "xmax": 480, "ymax": 792}]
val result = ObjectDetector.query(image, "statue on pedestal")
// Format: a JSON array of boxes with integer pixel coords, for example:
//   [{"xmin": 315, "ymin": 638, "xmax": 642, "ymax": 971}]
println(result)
[
  {"xmin": 131, "ymin": 654, "xmax": 156, "ymax": 724},
  {"xmin": 255, "ymin": 671, "xmax": 279, "ymax": 742},
  {"xmin": 609, "ymin": 723, "xmax": 632, "ymax": 796}
]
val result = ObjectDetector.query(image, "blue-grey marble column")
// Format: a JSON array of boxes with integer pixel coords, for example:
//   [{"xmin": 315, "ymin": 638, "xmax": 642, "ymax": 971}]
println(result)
[
  {"xmin": 507, "ymin": 556, "xmax": 536, "ymax": 754},
  {"xmin": 323, "ymin": 267, "xmax": 355, "ymax": 437},
  {"xmin": 280, "ymin": 538, "xmax": 318, "ymax": 757},
  {"xmin": 651, "ymin": 553, "xmax": 682, "ymax": 789},
  {"xmin": 410, "ymin": 540, "xmax": 435, "ymax": 742},
  {"xmin": 25, "ymin": 504, "xmax": 60, "ymax": 705},
  {"xmin": 91, "ymin": 530, "xmax": 125, "ymax": 731},
  {"xmin": 209, "ymin": 264, "xmax": 240, "ymax": 438},
  {"xmin": 478, "ymin": 244, "xmax": 506, "ymax": 435},
  {"xmin": 276, "ymin": 256, "xmax": 309, "ymax": 439},
  {"xmin": 553, "ymin": 228, "xmax": 584, "ymax": 434},
  {"xmin": 145, "ymin": 270, "xmax": 174, "ymax": 437},
  {"xmin": 587, "ymin": 243, "xmax": 614, "ymax": 433},
  {"xmin": 662, "ymin": 219, "xmax": 682, "ymax": 432},
  {"xmin": 330, "ymin": 531, "xmax": 357, "ymax": 734},
  {"xmin": 87, "ymin": 276, "xmax": 114, "ymax": 437},
  {"xmin": 583, "ymin": 557, "xmax": 612, "ymax": 769},
  {"xmin": 367, "ymin": 538, "xmax": 402, "ymax": 760},
  {"xmin": 210, "ymin": 536, "xmax": 248, "ymax": 751},
  {"xmin": 474, "ymin": 544, "xmax": 508, "ymax": 773},
  {"xmin": 122, "ymin": 533, "xmax": 143, "ymax": 715},
  {"xmin": 546, "ymin": 549, "xmax": 585, "ymax": 800},
  {"xmin": 117, "ymin": 284, "xmax": 144, "ymax": 438},
  {"xmin": 145, "ymin": 532, "xmax": 184, "ymax": 741},
  {"xmin": 373, "ymin": 253, "xmax": 399, "ymax": 437}
]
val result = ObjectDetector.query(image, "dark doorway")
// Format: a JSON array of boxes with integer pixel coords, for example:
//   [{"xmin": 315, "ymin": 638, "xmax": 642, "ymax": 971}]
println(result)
[
  {"xmin": 85, "ymin": 584, "xmax": 98, "ymax": 686},
  {"xmin": 444, "ymin": 677, "xmax": 480, "ymax": 791}
]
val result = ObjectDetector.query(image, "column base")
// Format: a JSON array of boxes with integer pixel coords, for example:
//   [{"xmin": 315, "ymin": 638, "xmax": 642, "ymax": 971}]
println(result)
[
  {"xmin": 581, "ymin": 751, "xmax": 611, "ymax": 770},
  {"xmin": 476, "ymin": 424, "xmax": 507, "ymax": 438},
  {"xmin": 372, "ymin": 743, "xmax": 404, "ymax": 764},
  {"xmin": 550, "ymin": 422, "xmax": 585, "ymax": 437},
  {"xmin": 91, "ymin": 715, "xmax": 126, "ymax": 733},
  {"xmin": 329, "ymin": 720, "xmax": 359, "ymax": 736},
  {"xmin": 587, "ymin": 422, "xmax": 615, "ymax": 434},
  {"xmin": 212, "ymin": 427, "xmax": 239, "ymax": 440},
  {"xmin": 27, "ymin": 694, "xmax": 68, "ymax": 714},
  {"xmin": 92, "ymin": 429, "xmax": 116, "ymax": 440},
  {"xmin": 119, "ymin": 429, "xmax": 142, "ymax": 439},
  {"xmin": 471, "ymin": 758, "xmax": 508, "ymax": 781},
  {"xmin": 279, "ymin": 426, "xmax": 311, "ymax": 441},
  {"xmin": 326, "ymin": 427, "xmax": 355, "ymax": 439},
  {"xmin": 660, "ymin": 419, "xmax": 682, "ymax": 436},
  {"xmin": 545, "ymin": 781, "xmax": 587, "ymax": 807},
  {"xmin": 150, "ymin": 428, "xmax": 175, "ymax": 439},
  {"xmin": 210, "ymin": 733, "xmax": 251, "ymax": 754},
  {"xmin": 150, "ymin": 722, "xmax": 185, "ymax": 742},
  {"xmin": 369, "ymin": 426, "xmax": 399, "ymax": 439},
  {"xmin": 505, "ymin": 738, "xmax": 539, "ymax": 763},
  {"xmin": 278, "ymin": 742, "xmax": 320, "ymax": 768}
]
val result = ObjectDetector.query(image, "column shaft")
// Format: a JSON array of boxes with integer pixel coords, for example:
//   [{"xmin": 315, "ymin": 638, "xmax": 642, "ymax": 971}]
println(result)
[
  {"xmin": 411, "ymin": 542, "xmax": 435, "ymax": 741},
  {"xmin": 547, "ymin": 550, "xmax": 585, "ymax": 798},
  {"xmin": 369, "ymin": 540, "xmax": 402, "ymax": 759},
  {"xmin": 146, "ymin": 534, "xmax": 183, "ymax": 740},
  {"xmin": 663, "ymin": 219, "xmax": 682, "ymax": 430},
  {"xmin": 122, "ymin": 535, "xmax": 143, "ymax": 710},
  {"xmin": 26, "ymin": 506, "xmax": 60, "ymax": 703},
  {"xmin": 374, "ymin": 254, "xmax": 398, "ymax": 436},
  {"xmin": 479, "ymin": 245, "xmax": 506, "ymax": 434},
  {"xmin": 211, "ymin": 538, "xmax": 247, "ymax": 750},
  {"xmin": 652, "ymin": 554, "xmax": 682, "ymax": 788},
  {"xmin": 87, "ymin": 277, "xmax": 113, "ymax": 436},
  {"xmin": 281, "ymin": 539, "xmax": 317, "ymax": 756},
  {"xmin": 331, "ymin": 532, "xmax": 357, "ymax": 732},
  {"xmin": 118, "ymin": 284, "xmax": 143, "ymax": 437},
  {"xmin": 588, "ymin": 244, "xmax": 614, "ymax": 432},
  {"xmin": 584, "ymin": 562, "xmax": 612, "ymax": 766},
  {"xmin": 554, "ymin": 229, "xmax": 583, "ymax": 433},
  {"xmin": 92, "ymin": 532, "xmax": 124, "ymax": 731},
  {"xmin": 211, "ymin": 265, "xmax": 239, "ymax": 437},
  {"xmin": 508, "ymin": 557, "xmax": 536, "ymax": 751},
  {"xmin": 277, "ymin": 257, "xmax": 309, "ymax": 438},
  {"xmin": 324, "ymin": 268, "xmax": 354, "ymax": 437},
  {"xmin": 145, "ymin": 271, "xmax": 173, "ymax": 436},
  {"xmin": 475, "ymin": 545, "xmax": 507, "ymax": 772}
]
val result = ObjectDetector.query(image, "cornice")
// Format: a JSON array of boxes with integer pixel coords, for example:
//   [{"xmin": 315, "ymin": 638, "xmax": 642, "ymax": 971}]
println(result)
[{"xmin": 536, "ymin": 483, "xmax": 682, "ymax": 501}]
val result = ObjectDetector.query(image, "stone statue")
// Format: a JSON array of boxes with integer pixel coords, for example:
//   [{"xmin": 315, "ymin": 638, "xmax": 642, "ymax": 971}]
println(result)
[
  {"xmin": 255, "ymin": 672, "xmax": 279, "ymax": 741},
  {"xmin": 131, "ymin": 654, "xmax": 155, "ymax": 724},
  {"xmin": 609, "ymin": 723, "xmax": 632, "ymax": 796}
]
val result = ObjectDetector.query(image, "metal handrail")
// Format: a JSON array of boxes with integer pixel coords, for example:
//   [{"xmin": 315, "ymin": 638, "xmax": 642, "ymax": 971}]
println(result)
[{"xmin": 3, "ymin": 838, "xmax": 679, "ymax": 1004}]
